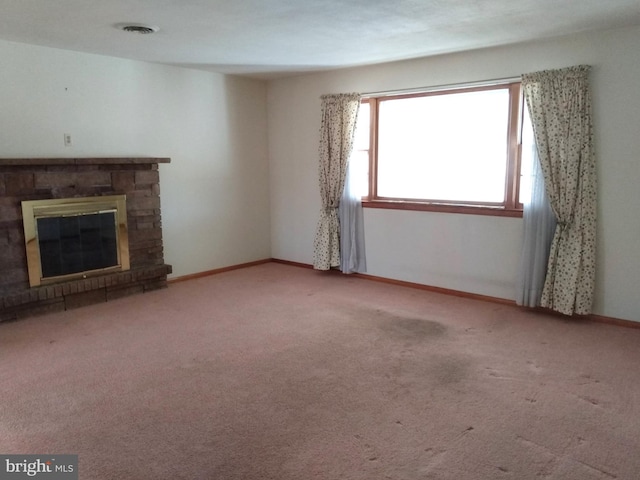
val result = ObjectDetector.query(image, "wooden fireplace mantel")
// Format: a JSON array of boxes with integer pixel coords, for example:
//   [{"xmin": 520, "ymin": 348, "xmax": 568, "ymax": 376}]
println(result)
[{"xmin": 0, "ymin": 157, "xmax": 171, "ymax": 166}]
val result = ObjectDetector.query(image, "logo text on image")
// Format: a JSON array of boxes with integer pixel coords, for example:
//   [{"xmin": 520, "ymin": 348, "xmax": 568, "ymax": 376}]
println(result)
[{"xmin": 1, "ymin": 455, "xmax": 77, "ymax": 479}]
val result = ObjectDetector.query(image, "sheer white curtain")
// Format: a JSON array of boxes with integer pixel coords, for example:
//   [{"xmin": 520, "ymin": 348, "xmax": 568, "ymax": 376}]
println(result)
[
  {"xmin": 516, "ymin": 108, "xmax": 556, "ymax": 307},
  {"xmin": 338, "ymin": 156, "xmax": 367, "ymax": 273}
]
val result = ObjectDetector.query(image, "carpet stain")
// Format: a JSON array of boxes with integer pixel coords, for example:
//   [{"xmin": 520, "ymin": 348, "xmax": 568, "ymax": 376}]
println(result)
[
  {"xmin": 376, "ymin": 312, "xmax": 447, "ymax": 341},
  {"xmin": 578, "ymin": 373, "xmax": 601, "ymax": 385},
  {"xmin": 577, "ymin": 395, "xmax": 601, "ymax": 407},
  {"xmin": 455, "ymin": 426, "xmax": 474, "ymax": 441}
]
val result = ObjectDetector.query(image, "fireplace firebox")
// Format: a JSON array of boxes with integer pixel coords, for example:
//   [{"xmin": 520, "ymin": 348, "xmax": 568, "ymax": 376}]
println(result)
[{"xmin": 21, "ymin": 195, "xmax": 130, "ymax": 287}]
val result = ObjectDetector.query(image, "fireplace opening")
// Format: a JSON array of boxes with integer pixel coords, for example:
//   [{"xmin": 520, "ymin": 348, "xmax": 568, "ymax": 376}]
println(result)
[
  {"xmin": 21, "ymin": 195, "xmax": 130, "ymax": 287},
  {"xmin": 38, "ymin": 212, "xmax": 119, "ymax": 278}
]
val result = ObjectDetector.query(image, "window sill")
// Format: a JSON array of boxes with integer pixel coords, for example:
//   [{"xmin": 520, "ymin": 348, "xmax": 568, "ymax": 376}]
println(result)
[{"xmin": 362, "ymin": 200, "xmax": 523, "ymax": 218}]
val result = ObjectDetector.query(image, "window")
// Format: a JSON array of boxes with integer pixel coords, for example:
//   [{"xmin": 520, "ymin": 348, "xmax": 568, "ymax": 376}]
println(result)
[{"xmin": 356, "ymin": 81, "xmax": 529, "ymax": 217}]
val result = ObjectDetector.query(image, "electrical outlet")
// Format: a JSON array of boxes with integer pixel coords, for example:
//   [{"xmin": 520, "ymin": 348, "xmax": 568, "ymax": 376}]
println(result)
[{"xmin": 64, "ymin": 133, "xmax": 72, "ymax": 147}]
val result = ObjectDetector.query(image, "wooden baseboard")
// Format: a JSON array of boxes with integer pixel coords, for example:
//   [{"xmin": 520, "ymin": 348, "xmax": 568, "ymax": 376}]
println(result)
[
  {"xmin": 270, "ymin": 258, "xmax": 315, "ymax": 269},
  {"xmin": 173, "ymin": 258, "xmax": 639, "ymax": 328},
  {"xmin": 588, "ymin": 314, "xmax": 640, "ymax": 329},
  {"xmin": 167, "ymin": 259, "xmax": 271, "ymax": 284},
  {"xmin": 353, "ymin": 272, "xmax": 517, "ymax": 306},
  {"xmin": 355, "ymin": 273, "xmax": 638, "ymax": 327}
]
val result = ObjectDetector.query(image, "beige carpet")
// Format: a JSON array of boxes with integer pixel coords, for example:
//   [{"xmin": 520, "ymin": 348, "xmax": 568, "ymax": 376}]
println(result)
[{"xmin": 1, "ymin": 263, "xmax": 639, "ymax": 479}]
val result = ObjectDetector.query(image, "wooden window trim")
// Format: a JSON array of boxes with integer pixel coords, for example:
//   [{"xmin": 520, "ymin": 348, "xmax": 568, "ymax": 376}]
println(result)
[
  {"xmin": 362, "ymin": 82, "xmax": 524, "ymax": 218},
  {"xmin": 362, "ymin": 200, "xmax": 523, "ymax": 217}
]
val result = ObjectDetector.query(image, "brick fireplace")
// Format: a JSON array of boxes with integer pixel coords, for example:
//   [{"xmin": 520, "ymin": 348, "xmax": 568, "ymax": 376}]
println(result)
[{"xmin": 0, "ymin": 158, "xmax": 172, "ymax": 321}]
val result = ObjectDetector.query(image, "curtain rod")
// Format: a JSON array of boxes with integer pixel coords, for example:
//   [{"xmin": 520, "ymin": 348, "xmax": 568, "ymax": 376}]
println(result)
[{"xmin": 361, "ymin": 75, "xmax": 522, "ymax": 98}]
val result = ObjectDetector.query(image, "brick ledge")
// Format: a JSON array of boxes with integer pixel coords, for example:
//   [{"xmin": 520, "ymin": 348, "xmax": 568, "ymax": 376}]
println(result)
[{"xmin": 0, "ymin": 264, "xmax": 172, "ymax": 322}]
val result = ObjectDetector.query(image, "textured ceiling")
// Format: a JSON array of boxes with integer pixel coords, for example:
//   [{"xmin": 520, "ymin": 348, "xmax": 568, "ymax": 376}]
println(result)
[{"xmin": 1, "ymin": 0, "xmax": 640, "ymax": 78}]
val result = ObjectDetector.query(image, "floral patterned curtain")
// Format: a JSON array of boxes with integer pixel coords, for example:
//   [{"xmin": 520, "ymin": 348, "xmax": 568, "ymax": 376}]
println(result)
[
  {"xmin": 313, "ymin": 93, "xmax": 361, "ymax": 270},
  {"xmin": 522, "ymin": 66, "xmax": 597, "ymax": 315}
]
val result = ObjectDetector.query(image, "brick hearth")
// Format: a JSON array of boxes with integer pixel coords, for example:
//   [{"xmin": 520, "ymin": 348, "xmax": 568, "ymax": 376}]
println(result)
[{"xmin": 0, "ymin": 158, "xmax": 172, "ymax": 321}]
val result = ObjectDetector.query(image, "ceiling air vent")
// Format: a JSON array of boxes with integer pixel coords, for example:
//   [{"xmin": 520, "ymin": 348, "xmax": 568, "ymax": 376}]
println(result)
[{"xmin": 117, "ymin": 24, "xmax": 159, "ymax": 34}]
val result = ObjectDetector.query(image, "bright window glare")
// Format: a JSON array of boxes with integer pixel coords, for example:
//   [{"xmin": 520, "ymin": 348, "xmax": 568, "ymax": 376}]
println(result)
[
  {"xmin": 352, "ymin": 103, "xmax": 369, "ymax": 151},
  {"xmin": 377, "ymin": 89, "xmax": 509, "ymax": 203},
  {"xmin": 519, "ymin": 105, "xmax": 535, "ymax": 205},
  {"xmin": 349, "ymin": 102, "xmax": 370, "ymax": 197}
]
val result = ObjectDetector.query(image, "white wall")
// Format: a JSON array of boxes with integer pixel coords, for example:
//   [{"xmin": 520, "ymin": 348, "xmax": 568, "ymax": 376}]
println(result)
[
  {"xmin": 0, "ymin": 40, "xmax": 271, "ymax": 278},
  {"xmin": 267, "ymin": 25, "xmax": 640, "ymax": 322}
]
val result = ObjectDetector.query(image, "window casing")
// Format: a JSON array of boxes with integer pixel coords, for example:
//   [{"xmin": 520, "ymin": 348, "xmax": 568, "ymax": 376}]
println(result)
[{"xmin": 357, "ymin": 81, "xmax": 526, "ymax": 217}]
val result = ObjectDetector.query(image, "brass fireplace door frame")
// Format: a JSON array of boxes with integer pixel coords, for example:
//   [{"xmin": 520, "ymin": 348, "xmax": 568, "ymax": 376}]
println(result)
[{"xmin": 21, "ymin": 195, "xmax": 130, "ymax": 287}]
